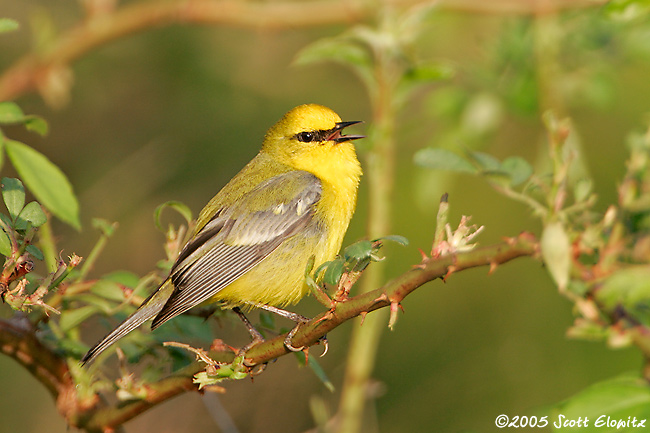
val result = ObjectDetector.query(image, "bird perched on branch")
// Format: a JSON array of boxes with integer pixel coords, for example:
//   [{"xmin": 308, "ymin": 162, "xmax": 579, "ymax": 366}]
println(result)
[{"xmin": 82, "ymin": 103, "xmax": 363, "ymax": 364}]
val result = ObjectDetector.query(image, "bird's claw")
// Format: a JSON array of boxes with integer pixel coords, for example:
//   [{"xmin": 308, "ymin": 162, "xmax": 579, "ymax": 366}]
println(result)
[{"xmin": 283, "ymin": 323, "xmax": 305, "ymax": 352}]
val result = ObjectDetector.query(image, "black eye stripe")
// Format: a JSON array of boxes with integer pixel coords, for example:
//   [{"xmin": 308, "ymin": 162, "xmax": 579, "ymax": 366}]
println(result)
[{"xmin": 294, "ymin": 129, "xmax": 331, "ymax": 143}]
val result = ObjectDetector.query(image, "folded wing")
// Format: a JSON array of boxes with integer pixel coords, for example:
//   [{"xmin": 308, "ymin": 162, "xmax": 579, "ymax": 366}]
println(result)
[{"xmin": 151, "ymin": 170, "xmax": 322, "ymax": 329}]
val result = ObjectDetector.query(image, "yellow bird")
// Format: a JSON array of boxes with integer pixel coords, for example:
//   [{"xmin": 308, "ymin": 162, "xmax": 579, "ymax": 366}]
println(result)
[{"xmin": 82, "ymin": 104, "xmax": 363, "ymax": 364}]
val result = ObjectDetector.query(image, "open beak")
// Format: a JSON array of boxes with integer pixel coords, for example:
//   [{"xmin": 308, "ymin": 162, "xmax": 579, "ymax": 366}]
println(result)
[{"xmin": 328, "ymin": 121, "xmax": 364, "ymax": 143}]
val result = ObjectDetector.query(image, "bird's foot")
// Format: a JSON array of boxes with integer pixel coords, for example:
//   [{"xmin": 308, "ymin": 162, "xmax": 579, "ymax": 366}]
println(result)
[
  {"xmin": 232, "ymin": 307, "xmax": 266, "ymax": 356},
  {"xmin": 283, "ymin": 318, "xmax": 309, "ymax": 352}
]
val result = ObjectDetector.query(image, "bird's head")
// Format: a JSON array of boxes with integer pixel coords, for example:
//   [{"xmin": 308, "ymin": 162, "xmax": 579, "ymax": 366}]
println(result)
[{"xmin": 262, "ymin": 104, "xmax": 364, "ymax": 177}]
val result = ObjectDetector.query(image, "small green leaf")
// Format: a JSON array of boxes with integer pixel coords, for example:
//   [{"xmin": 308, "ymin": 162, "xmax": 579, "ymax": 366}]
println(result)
[
  {"xmin": 0, "ymin": 18, "xmax": 19, "ymax": 34},
  {"xmin": 0, "ymin": 213, "xmax": 12, "ymax": 228},
  {"xmin": 551, "ymin": 373, "xmax": 650, "ymax": 427},
  {"xmin": 294, "ymin": 37, "xmax": 372, "ymax": 69},
  {"xmin": 308, "ymin": 356, "xmax": 334, "ymax": 392},
  {"xmin": 376, "ymin": 234, "xmax": 409, "ymax": 246},
  {"xmin": 1, "ymin": 177, "xmax": 25, "ymax": 222},
  {"xmin": 293, "ymin": 36, "xmax": 374, "ymax": 89},
  {"xmin": 295, "ymin": 351, "xmax": 335, "ymax": 392},
  {"xmin": 5, "ymin": 139, "xmax": 80, "ymax": 229},
  {"xmin": 103, "ymin": 270, "xmax": 140, "ymax": 288},
  {"xmin": 467, "ymin": 151, "xmax": 502, "ymax": 172},
  {"xmin": 24, "ymin": 116, "xmax": 49, "ymax": 136},
  {"xmin": 323, "ymin": 259, "xmax": 345, "ymax": 286},
  {"xmin": 343, "ymin": 240, "xmax": 374, "ymax": 261},
  {"xmin": 0, "ymin": 227, "xmax": 11, "ymax": 256},
  {"xmin": 0, "ymin": 102, "xmax": 25, "ymax": 124},
  {"xmin": 26, "ymin": 244, "xmax": 44, "ymax": 261},
  {"xmin": 597, "ymin": 267, "xmax": 650, "ymax": 326},
  {"xmin": 500, "ymin": 156, "xmax": 533, "ymax": 187},
  {"xmin": 414, "ymin": 148, "xmax": 477, "ymax": 174},
  {"xmin": 540, "ymin": 221, "xmax": 571, "ymax": 291},
  {"xmin": 154, "ymin": 201, "xmax": 193, "ymax": 231},
  {"xmin": 16, "ymin": 201, "xmax": 47, "ymax": 228},
  {"xmin": 59, "ymin": 305, "xmax": 98, "ymax": 333},
  {"xmin": 91, "ymin": 280, "xmax": 128, "ymax": 302}
]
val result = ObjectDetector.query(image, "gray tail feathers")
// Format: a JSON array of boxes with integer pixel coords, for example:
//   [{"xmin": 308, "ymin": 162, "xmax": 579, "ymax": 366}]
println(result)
[
  {"xmin": 81, "ymin": 281, "xmax": 173, "ymax": 365},
  {"xmin": 80, "ymin": 305, "xmax": 159, "ymax": 365}
]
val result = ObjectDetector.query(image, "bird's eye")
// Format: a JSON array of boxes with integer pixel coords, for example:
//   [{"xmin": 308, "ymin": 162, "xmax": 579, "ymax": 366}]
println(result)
[{"xmin": 296, "ymin": 131, "xmax": 316, "ymax": 142}]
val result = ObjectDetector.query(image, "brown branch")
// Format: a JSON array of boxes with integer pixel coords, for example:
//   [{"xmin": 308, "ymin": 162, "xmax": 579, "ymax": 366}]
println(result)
[
  {"xmin": 0, "ymin": 0, "xmax": 612, "ymax": 103},
  {"xmin": 75, "ymin": 369, "xmax": 197, "ymax": 433},
  {"xmin": 0, "ymin": 0, "xmax": 372, "ymax": 102},
  {"xmin": 85, "ymin": 232, "xmax": 537, "ymax": 431},
  {"xmin": 0, "ymin": 232, "xmax": 537, "ymax": 431},
  {"xmin": 0, "ymin": 315, "xmax": 81, "ymax": 416},
  {"xmin": 243, "ymin": 231, "xmax": 538, "ymax": 365}
]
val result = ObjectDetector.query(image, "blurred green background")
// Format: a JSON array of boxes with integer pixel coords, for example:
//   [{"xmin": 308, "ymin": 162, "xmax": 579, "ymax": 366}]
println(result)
[{"xmin": 1, "ymin": 1, "xmax": 649, "ymax": 432}]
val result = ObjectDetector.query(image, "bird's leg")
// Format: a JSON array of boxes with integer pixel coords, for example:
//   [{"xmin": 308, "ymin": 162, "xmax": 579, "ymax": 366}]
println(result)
[
  {"xmin": 247, "ymin": 303, "xmax": 311, "ymax": 352},
  {"xmin": 232, "ymin": 307, "xmax": 265, "ymax": 355}
]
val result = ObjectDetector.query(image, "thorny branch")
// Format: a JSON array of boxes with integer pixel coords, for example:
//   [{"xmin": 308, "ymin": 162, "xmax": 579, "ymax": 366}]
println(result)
[{"xmin": 0, "ymin": 232, "xmax": 537, "ymax": 431}]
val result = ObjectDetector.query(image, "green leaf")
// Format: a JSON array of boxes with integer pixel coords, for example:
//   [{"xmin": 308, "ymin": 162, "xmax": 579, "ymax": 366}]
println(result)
[
  {"xmin": 4, "ymin": 139, "xmax": 80, "ymax": 229},
  {"xmin": 376, "ymin": 234, "xmax": 409, "ymax": 246},
  {"xmin": 295, "ymin": 351, "xmax": 335, "ymax": 392},
  {"xmin": 550, "ymin": 373, "xmax": 650, "ymax": 429},
  {"xmin": 154, "ymin": 201, "xmax": 193, "ymax": 231},
  {"xmin": 91, "ymin": 280, "xmax": 128, "ymax": 302},
  {"xmin": 293, "ymin": 36, "xmax": 374, "ymax": 89},
  {"xmin": 308, "ymin": 355, "xmax": 334, "ymax": 392},
  {"xmin": 414, "ymin": 148, "xmax": 477, "ymax": 174},
  {"xmin": 0, "ymin": 102, "xmax": 25, "ymax": 124},
  {"xmin": 0, "ymin": 18, "xmax": 19, "ymax": 34},
  {"xmin": 294, "ymin": 37, "xmax": 372, "ymax": 69},
  {"xmin": 16, "ymin": 201, "xmax": 47, "ymax": 229},
  {"xmin": 1, "ymin": 177, "xmax": 25, "ymax": 222},
  {"xmin": 467, "ymin": 151, "xmax": 502, "ymax": 172},
  {"xmin": 323, "ymin": 259, "xmax": 345, "ymax": 286},
  {"xmin": 102, "ymin": 270, "xmax": 141, "ymax": 288},
  {"xmin": 596, "ymin": 266, "xmax": 650, "ymax": 326},
  {"xmin": 0, "ymin": 227, "xmax": 11, "ymax": 257},
  {"xmin": 24, "ymin": 116, "xmax": 49, "ymax": 136},
  {"xmin": 343, "ymin": 240, "xmax": 374, "ymax": 261},
  {"xmin": 540, "ymin": 221, "xmax": 571, "ymax": 291},
  {"xmin": 26, "ymin": 244, "xmax": 44, "ymax": 261},
  {"xmin": 59, "ymin": 305, "xmax": 98, "ymax": 333},
  {"xmin": 500, "ymin": 156, "xmax": 533, "ymax": 187}
]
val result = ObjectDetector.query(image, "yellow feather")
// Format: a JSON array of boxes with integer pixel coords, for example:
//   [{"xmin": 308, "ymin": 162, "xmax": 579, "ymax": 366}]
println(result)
[{"xmin": 82, "ymin": 103, "xmax": 362, "ymax": 363}]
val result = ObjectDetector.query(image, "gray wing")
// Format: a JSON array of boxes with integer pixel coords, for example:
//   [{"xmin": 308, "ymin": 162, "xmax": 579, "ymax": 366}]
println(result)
[{"xmin": 151, "ymin": 170, "xmax": 321, "ymax": 329}]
